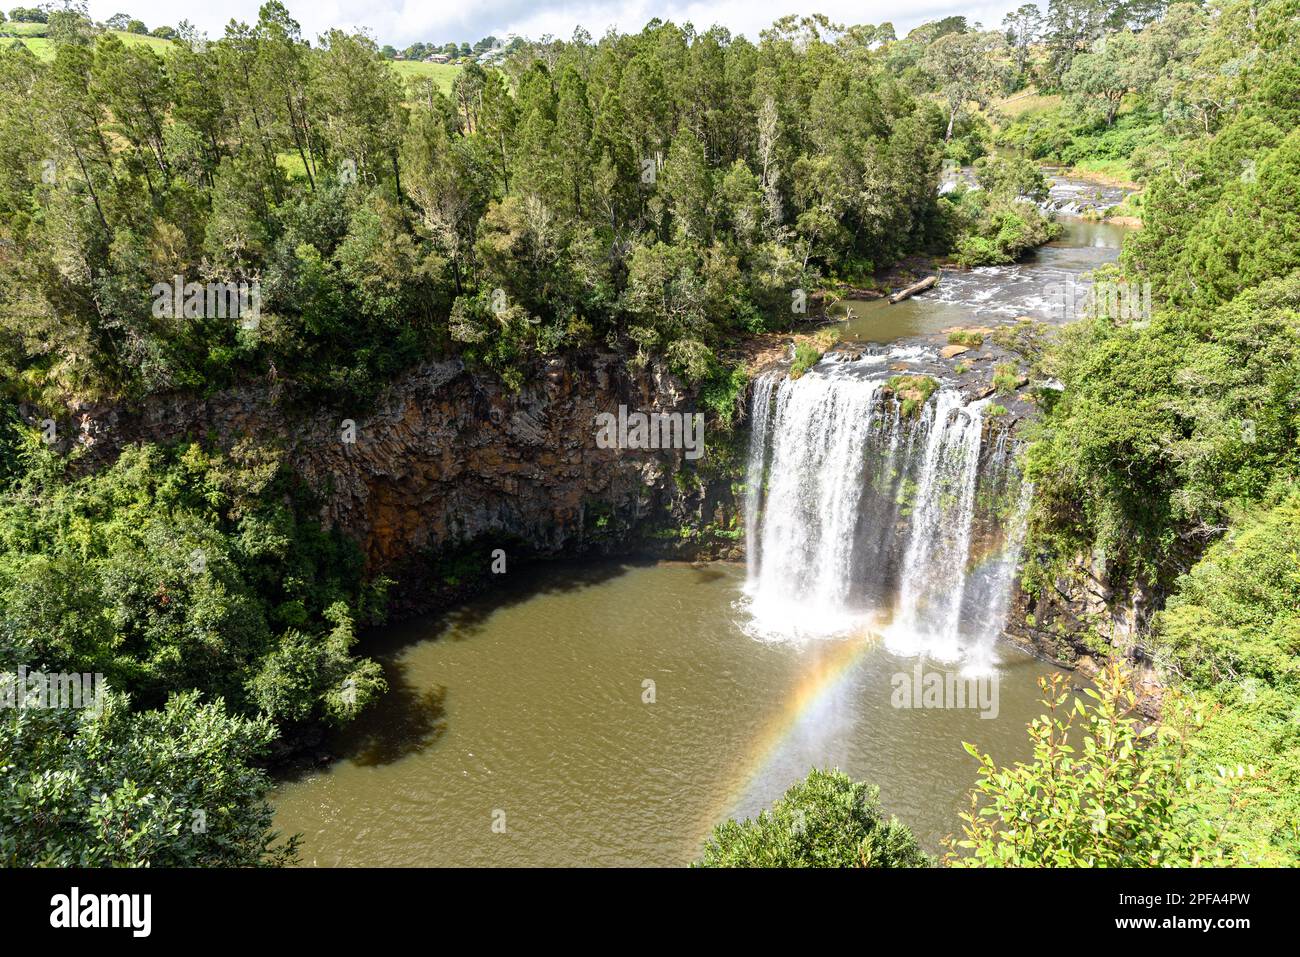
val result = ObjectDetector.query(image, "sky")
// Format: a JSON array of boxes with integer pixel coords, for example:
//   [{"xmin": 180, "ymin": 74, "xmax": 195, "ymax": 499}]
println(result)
[{"xmin": 83, "ymin": 1, "xmax": 1038, "ymax": 48}]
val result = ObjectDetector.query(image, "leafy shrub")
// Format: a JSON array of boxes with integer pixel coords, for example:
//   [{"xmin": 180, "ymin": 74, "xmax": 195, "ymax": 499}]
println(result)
[
  {"xmin": 1025, "ymin": 269, "xmax": 1300, "ymax": 582},
  {"xmin": 699, "ymin": 360, "xmax": 751, "ymax": 429},
  {"xmin": 992, "ymin": 362, "xmax": 1021, "ymax": 394},
  {"xmin": 0, "ymin": 438, "xmax": 387, "ymax": 726},
  {"xmin": 948, "ymin": 665, "xmax": 1220, "ymax": 867},
  {"xmin": 947, "ymin": 191, "xmax": 1061, "ymax": 267},
  {"xmin": 990, "ymin": 320, "xmax": 1049, "ymax": 359},
  {"xmin": 789, "ymin": 331, "xmax": 838, "ymax": 380},
  {"xmin": 698, "ymin": 769, "xmax": 931, "ymax": 868},
  {"xmin": 973, "ymin": 155, "xmax": 1049, "ymax": 201},
  {"xmin": 1152, "ymin": 494, "xmax": 1300, "ymax": 864},
  {"xmin": 789, "ymin": 341, "xmax": 822, "ymax": 380},
  {"xmin": 0, "ymin": 690, "xmax": 297, "ymax": 867}
]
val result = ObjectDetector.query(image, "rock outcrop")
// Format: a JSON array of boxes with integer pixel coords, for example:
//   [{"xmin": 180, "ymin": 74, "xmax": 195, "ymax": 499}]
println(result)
[
  {"xmin": 1003, "ymin": 552, "xmax": 1164, "ymax": 716},
  {"xmin": 44, "ymin": 351, "xmax": 744, "ymax": 611}
]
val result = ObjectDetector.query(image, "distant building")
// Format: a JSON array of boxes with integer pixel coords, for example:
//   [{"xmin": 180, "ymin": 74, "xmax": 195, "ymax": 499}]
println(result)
[{"xmin": 425, "ymin": 53, "xmax": 450, "ymax": 63}]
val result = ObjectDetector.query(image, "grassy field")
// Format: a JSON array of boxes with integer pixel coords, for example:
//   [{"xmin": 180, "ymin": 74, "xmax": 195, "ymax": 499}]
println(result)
[
  {"xmin": 0, "ymin": 21, "xmax": 49, "ymax": 36},
  {"xmin": 2, "ymin": 27, "xmax": 178, "ymax": 60},
  {"xmin": 389, "ymin": 60, "xmax": 462, "ymax": 95},
  {"xmin": 992, "ymin": 88, "xmax": 1063, "ymax": 120},
  {"xmin": 109, "ymin": 31, "xmax": 177, "ymax": 55},
  {"xmin": 4, "ymin": 27, "xmax": 465, "ymax": 97},
  {"xmin": 1064, "ymin": 157, "xmax": 1141, "ymax": 188},
  {"xmin": 1, "ymin": 26, "xmax": 178, "ymax": 60}
]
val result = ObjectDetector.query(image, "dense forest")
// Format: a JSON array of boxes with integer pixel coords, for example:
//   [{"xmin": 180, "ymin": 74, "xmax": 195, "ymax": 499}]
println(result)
[
  {"xmin": 0, "ymin": 3, "xmax": 954, "ymax": 406},
  {"xmin": 2, "ymin": 0, "xmax": 1298, "ymax": 866}
]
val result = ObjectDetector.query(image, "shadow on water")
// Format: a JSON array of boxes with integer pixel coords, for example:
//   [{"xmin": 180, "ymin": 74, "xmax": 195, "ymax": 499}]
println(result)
[
  {"xmin": 685, "ymin": 562, "xmax": 731, "ymax": 585},
  {"xmin": 272, "ymin": 661, "xmax": 450, "ymax": 783},
  {"xmin": 370, "ymin": 554, "xmax": 660, "ymax": 652},
  {"xmin": 341, "ymin": 665, "xmax": 448, "ymax": 768},
  {"xmin": 281, "ymin": 555, "xmax": 662, "ymax": 773}
]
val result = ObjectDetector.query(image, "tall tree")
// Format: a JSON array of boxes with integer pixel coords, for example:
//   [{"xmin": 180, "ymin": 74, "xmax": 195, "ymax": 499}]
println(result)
[
  {"xmin": 924, "ymin": 31, "xmax": 1009, "ymax": 140},
  {"xmin": 1003, "ymin": 4, "xmax": 1045, "ymax": 81}
]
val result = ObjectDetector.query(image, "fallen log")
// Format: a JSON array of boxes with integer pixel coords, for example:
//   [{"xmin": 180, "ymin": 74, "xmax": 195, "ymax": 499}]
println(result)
[{"xmin": 888, "ymin": 274, "xmax": 938, "ymax": 304}]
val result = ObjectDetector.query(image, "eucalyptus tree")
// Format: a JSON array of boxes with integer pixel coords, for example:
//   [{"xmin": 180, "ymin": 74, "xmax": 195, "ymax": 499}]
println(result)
[
  {"xmin": 1063, "ymin": 29, "xmax": 1149, "ymax": 124},
  {"xmin": 1043, "ymin": 0, "xmax": 1109, "ymax": 88},
  {"xmin": 923, "ymin": 30, "xmax": 1010, "ymax": 140}
]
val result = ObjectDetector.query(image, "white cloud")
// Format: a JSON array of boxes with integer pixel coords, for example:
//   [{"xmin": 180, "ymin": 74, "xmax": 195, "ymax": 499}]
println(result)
[{"xmin": 83, "ymin": 0, "xmax": 1035, "ymax": 48}]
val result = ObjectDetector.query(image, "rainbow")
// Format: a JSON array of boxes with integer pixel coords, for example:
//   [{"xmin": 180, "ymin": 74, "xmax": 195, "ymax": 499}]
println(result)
[
  {"xmin": 696, "ymin": 630, "xmax": 882, "ymax": 847},
  {"xmin": 697, "ymin": 526, "xmax": 1027, "ymax": 849}
]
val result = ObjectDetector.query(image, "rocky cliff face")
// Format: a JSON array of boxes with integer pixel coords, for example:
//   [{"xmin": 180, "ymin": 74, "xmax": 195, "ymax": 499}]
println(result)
[
  {"xmin": 52, "ymin": 351, "xmax": 744, "ymax": 611},
  {"xmin": 1003, "ymin": 552, "xmax": 1164, "ymax": 715},
  {"xmin": 42, "ymin": 345, "xmax": 1163, "ymax": 707}
]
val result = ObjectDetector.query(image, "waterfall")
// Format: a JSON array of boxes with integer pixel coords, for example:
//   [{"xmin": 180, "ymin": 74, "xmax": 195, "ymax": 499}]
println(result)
[
  {"xmin": 887, "ymin": 393, "xmax": 987, "ymax": 661},
  {"xmin": 957, "ymin": 478, "xmax": 1034, "ymax": 673},
  {"xmin": 743, "ymin": 373, "xmax": 777, "ymax": 586},
  {"xmin": 742, "ymin": 361, "xmax": 1030, "ymax": 667}
]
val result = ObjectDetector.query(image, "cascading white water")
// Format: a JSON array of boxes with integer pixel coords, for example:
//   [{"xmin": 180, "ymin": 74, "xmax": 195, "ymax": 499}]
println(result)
[
  {"xmin": 743, "ymin": 373, "xmax": 777, "ymax": 586},
  {"xmin": 742, "ymin": 360, "xmax": 1031, "ymax": 667},
  {"xmin": 746, "ymin": 367, "xmax": 888, "ymax": 636},
  {"xmin": 886, "ymin": 394, "xmax": 987, "ymax": 661},
  {"xmin": 958, "ymin": 478, "xmax": 1034, "ymax": 673}
]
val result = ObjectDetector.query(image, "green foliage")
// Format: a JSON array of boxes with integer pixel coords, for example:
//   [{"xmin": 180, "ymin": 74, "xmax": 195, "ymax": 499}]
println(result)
[
  {"xmin": 698, "ymin": 360, "xmax": 751, "ymax": 430},
  {"xmin": 0, "ymin": 428, "xmax": 388, "ymax": 865},
  {"xmin": 1020, "ymin": 21, "xmax": 1300, "ymax": 585},
  {"xmin": 945, "ymin": 188, "xmax": 1061, "ymax": 267},
  {"xmin": 947, "ymin": 330, "xmax": 984, "ymax": 347},
  {"xmin": 245, "ymin": 602, "xmax": 386, "ymax": 726},
  {"xmin": 922, "ymin": 30, "xmax": 1009, "ymax": 140},
  {"xmin": 1158, "ymin": 494, "xmax": 1300, "ymax": 693},
  {"xmin": 992, "ymin": 362, "xmax": 1022, "ymax": 395},
  {"xmin": 1063, "ymin": 30, "xmax": 1149, "ymax": 126},
  {"xmin": 1026, "ymin": 269, "xmax": 1300, "ymax": 585},
  {"xmin": 0, "ymin": 8, "xmax": 948, "ymax": 405},
  {"xmin": 788, "ymin": 341, "xmax": 823, "ymax": 380},
  {"xmin": 993, "ymin": 23, "xmax": 1300, "ymax": 864},
  {"xmin": 1152, "ymin": 495, "xmax": 1300, "ymax": 864},
  {"xmin": 990, "ymin": 319, "xmax": 1050, "ymax": 360},
  {"xmin": 996, "ymin": 105, "xmax": 1168, "ymax": 183},
  {"xmin": 888, "ymin": 373, "xmax": 939, "ymax": 417},
  {"xmin": 0, "ymin": 439, "xmax": 387, "ymax": 726},
  {"xmin": 0, "ymin": 689, "xmax": 297, "ymax": 866},
  {"xmin": 1136, "ymin": 125, "xmax": 1300, "ymax": 311},
  {"xmin": 973, "ymin": 154, "xmax": 1048, "ymax": 201},
  {"xmin": 697, "ymin": 769, "xmax": 931, "ymax": 868},
  {"xmin": 948, "ymin": 665, "xmax": 1220, "ymax": 867}
]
